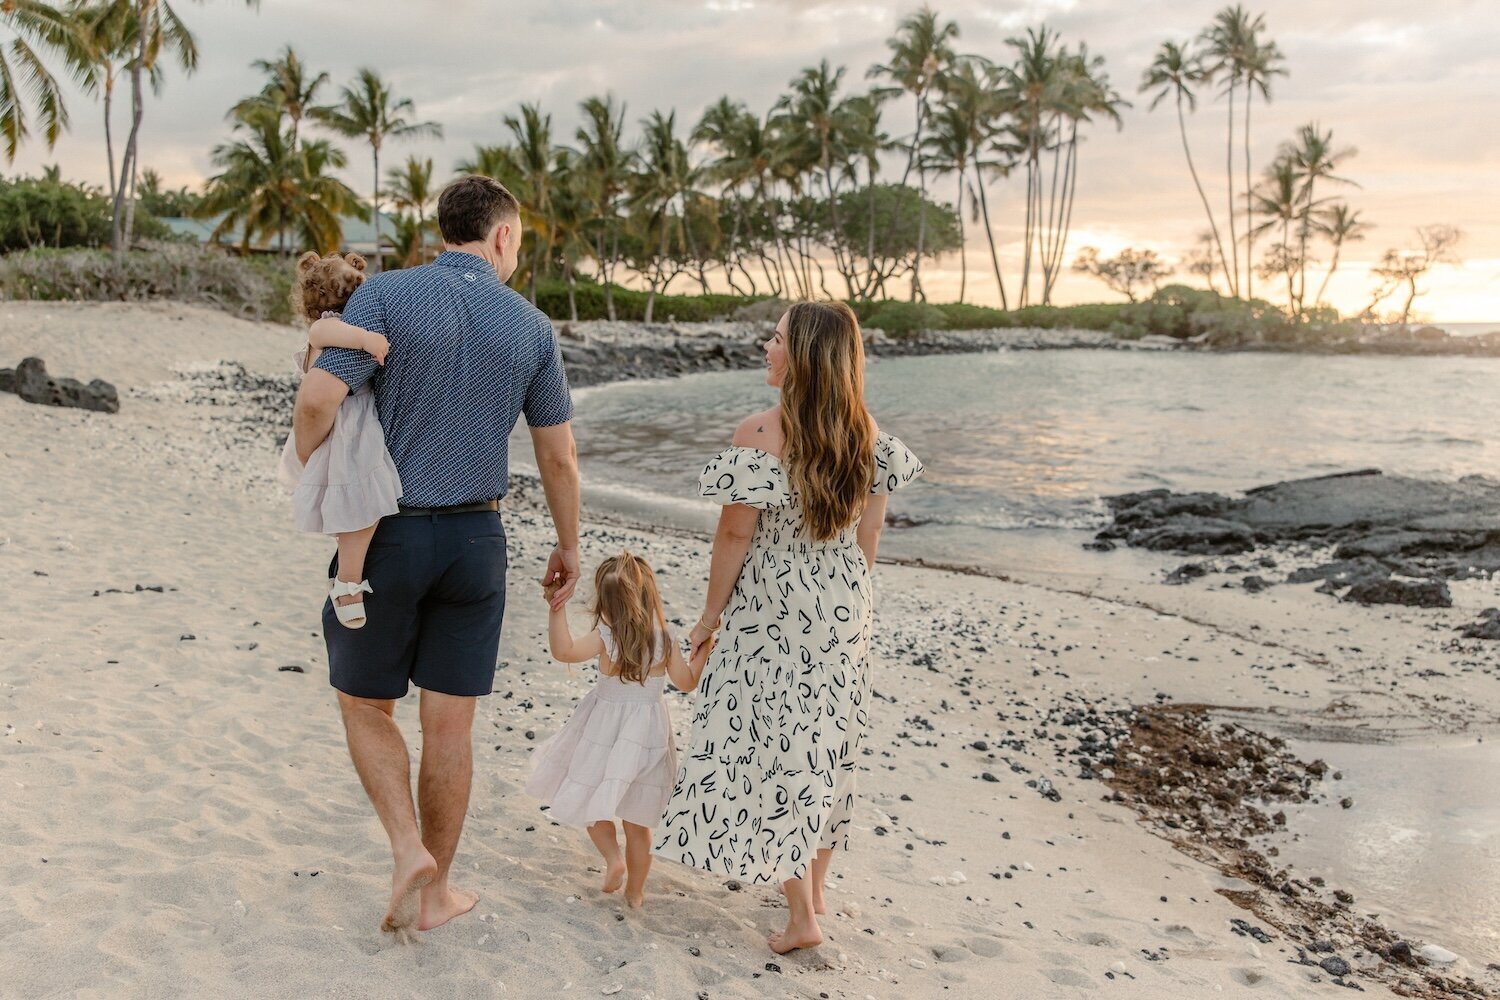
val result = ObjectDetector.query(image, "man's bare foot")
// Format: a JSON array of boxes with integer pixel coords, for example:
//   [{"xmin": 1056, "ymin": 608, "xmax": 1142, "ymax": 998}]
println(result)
[
  {"xmin": 624, "ymin": 890, "xmax": 644, "ymax": 909},
  {"xmin": 381, "ymin": 849, "xmax": 438, "ymax": 933},
  {"xmin": 778, "ymin": 881, "xmax": 827, "ymax": 915},
  {"xmin": 417, "ymin": 885, "xmax": 479, "ymax": 931},
  {"xmin": 768, "ymin": 918, "xmax": 823, "ymax": 954},
  {"xmin": 602, "ymin": 857, "xmax": 626, "ymax": 894}
]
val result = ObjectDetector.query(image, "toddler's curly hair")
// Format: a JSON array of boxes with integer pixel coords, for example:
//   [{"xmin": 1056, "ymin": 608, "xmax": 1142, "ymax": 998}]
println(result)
[{"xmin": 291, "ymin": 251, "xmax": 367, "ymax": 324}]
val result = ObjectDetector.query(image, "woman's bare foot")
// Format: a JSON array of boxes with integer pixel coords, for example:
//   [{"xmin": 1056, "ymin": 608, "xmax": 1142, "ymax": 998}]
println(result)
[
  {"xmin": 768, "ymin": 917, "xmax": 823, "ymax": 954},
  {"xmin": 778, "ymin": 881, "xmax": 827, "ymax": 915},
  {"xmin": 417, "ymin": 885, "xmax": 479, "ymax": 931},
  {"xmin": 624, "ymin": 890, "xmax": 644, "ymax": 909},
  {"xmin": 602, "ymin": 857, "xmax": 627, "ymax": 894},
  {"xmin": 381, "ymin": 848, "xmax": 439, "ymax": 933}
]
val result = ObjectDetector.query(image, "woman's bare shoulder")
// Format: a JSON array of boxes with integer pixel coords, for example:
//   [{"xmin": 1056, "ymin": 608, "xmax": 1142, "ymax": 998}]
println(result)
[{"xmin": 732, "ymin": 408, "xmax": 783, "ymax": 453}]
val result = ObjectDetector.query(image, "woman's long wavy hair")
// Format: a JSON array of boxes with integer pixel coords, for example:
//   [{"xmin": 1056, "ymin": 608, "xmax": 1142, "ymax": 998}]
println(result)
[
  {"xmin": 779, "ymin": 301, "xmax": 875, "ymax": 541},
  {"xmin": 590, "ymin": 552, "xmax": 668, "ymax": 685}
]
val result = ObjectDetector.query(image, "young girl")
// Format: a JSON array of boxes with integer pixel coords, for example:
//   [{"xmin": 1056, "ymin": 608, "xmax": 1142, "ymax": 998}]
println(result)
[
  {"xmin": 277, "ymin": 250, "xmax": 402, "ymax": 630},
  {"xmin": 526, "ymin": 552, "xmax": 702, "ymax": 909}
]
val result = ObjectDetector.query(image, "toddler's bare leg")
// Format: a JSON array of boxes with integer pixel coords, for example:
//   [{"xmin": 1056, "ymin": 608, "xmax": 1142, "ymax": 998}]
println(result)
[
  {"xmin": 622, "ymin": 821, "xmax": 652, "ymax": 908},
  {"xmin": 333, "ymin": 524, "xmax": 378, "ymax": 608},
  {"xmin": 588, "ymin": 820, "xmax": 626, "ymax": 893}
]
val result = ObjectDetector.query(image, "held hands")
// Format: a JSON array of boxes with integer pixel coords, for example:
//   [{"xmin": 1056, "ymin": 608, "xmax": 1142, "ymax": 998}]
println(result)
[
  {"xmin": 688, "ymin": 616, "xmax": 719, "ymax": 664},
  {"xmin": 541, "ymin": 546, "xmax": 580, "ymax": 611}
]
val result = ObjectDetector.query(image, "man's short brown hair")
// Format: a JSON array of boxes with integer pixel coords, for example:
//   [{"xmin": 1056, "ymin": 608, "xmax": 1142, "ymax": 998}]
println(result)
[{"xmin": 438, "ymin": 175, "xmax": 521, "ymax": 245}]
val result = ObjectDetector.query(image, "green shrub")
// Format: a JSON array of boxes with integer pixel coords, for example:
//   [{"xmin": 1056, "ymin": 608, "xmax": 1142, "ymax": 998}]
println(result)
[
  {"xmin": 0, "ymin": 243, "xmax": 293, "ymax": 323},
  {"xmin": 863, "ymin": 300, "xmax": 950, "ymax": 338},
  {"xmin": 0, "ymin": 174, "xmax": 174, "ymax": 252},
  {"xmin": 531, "ymin": 278, "xmax": 766, "ymax": 323}
]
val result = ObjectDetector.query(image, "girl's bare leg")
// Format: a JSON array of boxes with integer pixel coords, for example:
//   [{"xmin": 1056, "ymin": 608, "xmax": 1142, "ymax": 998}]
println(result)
[
  {"xmin": 333, "ymin": 524, "xmax": 378, "ymax": 608},
  {"xmin": 588, "ymin": 820, "xmax": 626, "ymax": 893},
  {"xmin": 621, "ymin": 821, "xmax": 652, "ymax": 908}
]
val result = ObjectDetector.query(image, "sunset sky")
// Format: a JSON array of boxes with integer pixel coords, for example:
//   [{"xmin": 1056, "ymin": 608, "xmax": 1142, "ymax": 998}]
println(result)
[{"xmin": 15, "ymin": 0, "xmax": 1499, "ymax": 322}]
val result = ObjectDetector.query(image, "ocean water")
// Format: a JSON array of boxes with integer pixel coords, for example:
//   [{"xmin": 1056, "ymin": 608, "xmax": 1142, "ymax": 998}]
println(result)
[
  {"xmin": 564, "ymin": 350, "xmax": 1500, "ymax": 549},
  {"xmin": 548, "ymin": 350, "xmax": 1500, "ymax": 968}
]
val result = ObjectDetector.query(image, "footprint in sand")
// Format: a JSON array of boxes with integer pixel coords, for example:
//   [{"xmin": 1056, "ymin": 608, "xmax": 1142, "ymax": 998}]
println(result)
[{"xmin": 963, "ymin": 935, "xmax": 1006, "ymax": 959}]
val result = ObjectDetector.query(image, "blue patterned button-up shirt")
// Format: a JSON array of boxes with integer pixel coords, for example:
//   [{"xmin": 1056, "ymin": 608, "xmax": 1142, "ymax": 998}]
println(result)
[{"xmin": 314, "ymin": 251, "xmax": 573, "ymax": 507}]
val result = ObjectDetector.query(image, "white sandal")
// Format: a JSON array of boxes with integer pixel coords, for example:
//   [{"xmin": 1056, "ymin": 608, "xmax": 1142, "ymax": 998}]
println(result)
[{"xmin": 329, "ymin": 578, "xmax": 374, "ymax": 629}]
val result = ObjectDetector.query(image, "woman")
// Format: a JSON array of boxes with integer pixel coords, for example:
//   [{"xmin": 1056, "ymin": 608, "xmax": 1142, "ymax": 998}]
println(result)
[{"xmin": 654, "ymin": 301, "xmax": 922, "ymax": 953}]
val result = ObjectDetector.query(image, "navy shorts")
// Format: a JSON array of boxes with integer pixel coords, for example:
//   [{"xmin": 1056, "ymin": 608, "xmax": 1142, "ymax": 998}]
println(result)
[{"xmin": 324, "ymin": 510, "xmax": 507, "ymax": 700}]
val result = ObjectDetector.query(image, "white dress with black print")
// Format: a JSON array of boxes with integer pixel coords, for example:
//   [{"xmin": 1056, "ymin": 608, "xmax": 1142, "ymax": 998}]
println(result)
[{"xmin": 653, "ymin": 432, "xmax": 923, "ymax": 884}]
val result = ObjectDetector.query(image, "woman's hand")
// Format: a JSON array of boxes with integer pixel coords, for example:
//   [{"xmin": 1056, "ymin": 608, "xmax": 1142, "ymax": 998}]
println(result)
[
  {"xmin": 688, "ymin": 634, "xmax": 714, "ymax": 681},
  {"xmin": 688, "ymin": 620, "xmax": 717, "ymax": 662}
]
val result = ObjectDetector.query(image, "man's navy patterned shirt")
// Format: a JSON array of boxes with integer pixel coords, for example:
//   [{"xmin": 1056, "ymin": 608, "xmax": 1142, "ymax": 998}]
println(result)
[{"xmin": 313, "ymin": 251, "xmax": 573, "ymax": 507}]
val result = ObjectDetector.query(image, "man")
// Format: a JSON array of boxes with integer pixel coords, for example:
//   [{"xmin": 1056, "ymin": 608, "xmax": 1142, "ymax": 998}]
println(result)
[{"xmin": 292, "ymin": 175, "xmax": 581, "ymax": 934}]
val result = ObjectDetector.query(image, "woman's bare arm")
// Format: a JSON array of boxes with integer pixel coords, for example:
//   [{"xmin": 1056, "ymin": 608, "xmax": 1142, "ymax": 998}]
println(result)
[{"xmin": 856, "ymin": 493, "xmax": 888, "ymax": 569}]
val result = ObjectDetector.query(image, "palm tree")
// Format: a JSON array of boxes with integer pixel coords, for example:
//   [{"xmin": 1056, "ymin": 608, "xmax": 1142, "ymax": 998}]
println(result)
[
  {"xmin": 868, "ymin": 3, "xmax": 959, "ymax": 300},
  {"xmin": 1310, "ymin": 202, "xmax": 1369, "ymax": 310},
  {"xmin": 95, "ymin": 0, "xmax": 260, "ymax": 267},
  {"xmin": 695, "ymin": 97, "xmax": 787, "ymax": 297},
  {"xmin": 1141, "ymin": 40, "xmax": 1230, "ymax": 291},
  {"xmin": 775, "ymin": 59, "xmax": 864, "ymax": 295},
  {"xmin": 0, "ymin": 0, "xmax": 77, "ymax": 162},
  {"xmin": 1237, "ymin": 27, "xmax": 1286, "ymax": 301},
  {"xmin": 1248, "ymin": 154, "xmax": 1301, "ymax": 310},
  {"xmin": 317, "ymin": 67, "xmax": 441, "ymax": 272},
  {"xmin": 921, "ymin": 100, "xmax": 973, "ymax": 302},
  {"xmin": 199, "ymin": 103, "xmax": 363, "ymax": 255},
  {"xmin": 631, "ymin": 109, "xmax": 700, "ymax": 322},
  {"xmin": 58, "ymin": 1, "xmax": 139, "ymax": 200},
  {"xmin": 386, "ymin": 154, "xmax": 434, "ymax": 262},
  {"xmin": 576, "ymin": 94, "xmax": 634, "ymax": 317},
  {"xmin": 455, "ymin": 143, "xmax": 519, "ymax": 185},
  {"xmin": 233, "ymin": 45, "xmax": 328, "ymax": 151},
  {"xmin": 502, "ymin": 102, "xmax": 555, "ymax": 300},
  {"xmin": 1283, "ymin": 122, "xmax": 1356, "ymax": 312}
]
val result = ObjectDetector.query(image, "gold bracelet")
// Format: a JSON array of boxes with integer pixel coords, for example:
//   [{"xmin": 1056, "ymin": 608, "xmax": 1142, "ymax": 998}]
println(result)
[{"xmin": 697, "ymin": 614, "xmax": 722, "ymax": 633}]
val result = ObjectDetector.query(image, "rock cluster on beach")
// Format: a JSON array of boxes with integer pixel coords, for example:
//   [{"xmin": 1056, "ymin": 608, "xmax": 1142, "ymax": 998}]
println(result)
[
  {"xmin": 1, "ymin": 356, "xmax": 119, "ymax": 413},
  {"xmin": 1093, "ymin": 470, "xmax": 1500, "ymax": 611}
]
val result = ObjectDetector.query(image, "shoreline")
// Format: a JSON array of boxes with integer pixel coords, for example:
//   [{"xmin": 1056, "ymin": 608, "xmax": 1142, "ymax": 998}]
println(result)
[{"xmin": 2, "ymin": 300, "xmax": 1497, "ymax": 998}]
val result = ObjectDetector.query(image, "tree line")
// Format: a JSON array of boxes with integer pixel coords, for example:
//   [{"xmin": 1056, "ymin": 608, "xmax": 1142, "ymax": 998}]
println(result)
[{"xmin": 0, "ymin": 2, "xmax": 1465, "ymax": 324}]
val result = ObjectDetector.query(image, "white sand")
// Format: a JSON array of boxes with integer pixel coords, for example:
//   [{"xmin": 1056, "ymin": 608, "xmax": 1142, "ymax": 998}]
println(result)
[{"xmin": 3, "ymin": 301, "xmax": 1492, "ymax": 998}]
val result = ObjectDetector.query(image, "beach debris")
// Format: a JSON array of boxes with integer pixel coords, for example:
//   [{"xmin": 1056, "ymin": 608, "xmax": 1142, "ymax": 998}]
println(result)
[
  {"xmin": 277, "ymin": 665, "xmax": 305, "ymax": 673},
  {"xmin": 5, "ymin": 357, "xmax": 119, "ymax": 413},
  {"xmin": 1320, "ymin": 956, "xmax": 1353, "ymax": 977}
]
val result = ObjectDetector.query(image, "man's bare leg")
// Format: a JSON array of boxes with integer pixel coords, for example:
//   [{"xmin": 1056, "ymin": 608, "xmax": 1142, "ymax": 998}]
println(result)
[
  {"xmin": 337, "ymin": 692, "xmax": 438, "ymax": 933},
  {"xmin": 415, "ymin": 689, "xmax": 480, "ymax": 930}
]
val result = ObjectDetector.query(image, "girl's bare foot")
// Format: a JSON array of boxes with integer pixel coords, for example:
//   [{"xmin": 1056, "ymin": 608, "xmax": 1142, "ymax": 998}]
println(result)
[
  {"xmin": 768, "ymin": 917, "xmax": 823, "ymax": 954},
  {"xmin": 417, "ymin": 885, "xmax": 479, "ymax": 931},
  {"xmin": 602, "ymin": 857, "xmax": 627, "ymax": 894}
]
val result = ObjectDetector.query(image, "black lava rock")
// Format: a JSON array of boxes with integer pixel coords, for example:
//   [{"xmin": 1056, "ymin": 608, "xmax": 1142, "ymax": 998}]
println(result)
[
  {"xmin": 1319, "ymin": 956, "xmax": 1351, "ymax": 977},
  {"xmin": 11, "ymin": 357, "xmax": 120, "ymax": 413},
  {"xmin": 1342, "ymin": 578, "xmax": 1452, "ymax": 608},
  {"xmin": 1459, "ymin": 608, "xmax": 1500, "ymax": 640},
  {"xmin": 1241, "ymin": 575, "xmax": 1269, "ymax": 592}
]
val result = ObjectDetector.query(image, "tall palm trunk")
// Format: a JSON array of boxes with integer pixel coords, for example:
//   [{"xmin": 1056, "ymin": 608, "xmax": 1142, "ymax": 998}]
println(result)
[
  {"xmin": 370, "ymin": 146, "xmax": 382, "ymax": 272},
  {"xmin": 1243, "ymin": 85, "xmax": 1254, "ymax": 301},
  {"xmin": 972, "ymin": 160, "xmax": 1008, "ymax": 310},
  {"xmin": 1223, "ymin": 78, "xmax": 1240, "ymax": 296},
  {"xmin": 911, "ymin": 95, "xmax": 929, "ymax": 301},
  {"xmin": 1176, "ymin": 90, "xmax": 1230, "ymax": 288},
  {"xmin": 103, "ymin": 68, "xmax": 117, "ymax": 202},
  {"xmin": 954, "ymin": 168, "xmax": 967, "ymax": 303},
  {"xmin": 111, "ymin": 24, "xmax": 147, "ymax": 269},
  {"xmin": 1295, "ymin": 179, "xmax": 1316, "ymax": 316}
]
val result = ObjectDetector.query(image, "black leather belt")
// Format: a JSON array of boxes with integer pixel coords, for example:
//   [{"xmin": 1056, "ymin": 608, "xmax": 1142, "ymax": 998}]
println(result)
[{"xmin": 394, "ymin": 499, "xmax": 501, "ymax": 517}]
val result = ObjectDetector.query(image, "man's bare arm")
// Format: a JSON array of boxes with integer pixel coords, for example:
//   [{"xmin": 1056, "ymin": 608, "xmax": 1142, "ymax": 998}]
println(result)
[
  {"xmin": 530, "ymin": 421, "xmax": 581, "ymax": 608},
  {"xmin": 292, "ymin": 368, "xmax": 350, "ymax": 464}
]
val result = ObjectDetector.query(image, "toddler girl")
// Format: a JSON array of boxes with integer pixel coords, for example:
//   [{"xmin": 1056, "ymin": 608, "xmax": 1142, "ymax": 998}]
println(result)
[
  {"xmin": 526, "ymin": 552, "xmax": 702, "ymax": 908},
  {"xmin": 277, "ymin": 250, "xmax": 402, "ymax": 629}
]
